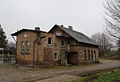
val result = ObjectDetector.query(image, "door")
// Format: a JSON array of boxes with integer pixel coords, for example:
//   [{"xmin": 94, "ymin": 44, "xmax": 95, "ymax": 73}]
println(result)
[{"xmin": 67, "ymin": 52, "xmax": 79, "ymax": 65}]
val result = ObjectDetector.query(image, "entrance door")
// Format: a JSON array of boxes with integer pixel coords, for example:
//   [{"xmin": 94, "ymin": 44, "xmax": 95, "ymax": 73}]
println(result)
[{"xmin": 67, "ymin": 52, "xmax": 79, "ymax": 65}]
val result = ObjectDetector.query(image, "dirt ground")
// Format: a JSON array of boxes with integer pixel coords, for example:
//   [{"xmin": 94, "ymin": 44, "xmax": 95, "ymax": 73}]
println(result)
[
  {"xmin": 35, "ymin": 75, "xmax": 80, "ymax": 82},
  {"xmin": 0, "ymin": 59, "xmax": 120, "ymax": 82}
]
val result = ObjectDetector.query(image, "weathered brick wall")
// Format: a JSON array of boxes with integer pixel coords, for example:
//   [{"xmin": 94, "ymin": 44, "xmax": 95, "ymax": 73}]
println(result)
[
  {"xmin": 17, "ymin": 31, "xmax": 37, "ymax": 65},
  {"xmin": 71, "ymin": 46, "xmax": 99, "ymax": 64},
  {"xmin": 16, "ymin": 27, "xmax": 99, "ymax": 66}
]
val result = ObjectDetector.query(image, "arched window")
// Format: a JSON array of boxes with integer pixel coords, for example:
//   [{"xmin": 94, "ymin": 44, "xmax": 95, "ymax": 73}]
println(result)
[
  {"xmin": 93, "ymin": 51, "xmax": 96, "ymax": 61},
  {"xmin": 21, "ymin": 42, "xmax": 25, "ymax": 54},
  {"xmin": 94, "ymin": 51, "xmax": 96, "ymax": 58},
  {"xmin": 84, "ymin": 50, "xmax": 86, "ymax": 60},
  {"xmin": 91, "ymin": 50, "xmax": 93, "ymax": 60},
  {"xmin": 26, "ymin": 41, "xmax": 30, "ymax": 54},
  {"xmin": 88, "ymin": 50, "xmax": 90, "ymax": 60}
]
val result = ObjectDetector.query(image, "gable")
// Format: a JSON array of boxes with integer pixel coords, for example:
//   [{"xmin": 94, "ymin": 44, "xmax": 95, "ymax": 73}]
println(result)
[
  {"xmin": 49, "ymin": 25, "xmax": 71, "ymax": 38},
  {"xmin": 49, "ymin": 24, "xmax": 98, "ymax": 46}
]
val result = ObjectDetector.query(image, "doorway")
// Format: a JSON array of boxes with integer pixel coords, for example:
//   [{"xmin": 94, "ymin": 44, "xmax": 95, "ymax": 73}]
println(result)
[{"xmin": 67, "ymin": 52, "xmax": 79, "ymax": 65}]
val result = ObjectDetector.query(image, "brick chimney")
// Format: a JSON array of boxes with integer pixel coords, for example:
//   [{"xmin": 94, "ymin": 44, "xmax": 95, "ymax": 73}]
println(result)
[
  {"xmin": 68, "ymin": 26, "xmax": 73, "ymax": 30},
  {"xmin": 61, "ymin": 25, "xmax": 64, "ymax": 27},
  {"xmin": 35, "ymin": 27, "xmax": 40, "ymax": 31}
]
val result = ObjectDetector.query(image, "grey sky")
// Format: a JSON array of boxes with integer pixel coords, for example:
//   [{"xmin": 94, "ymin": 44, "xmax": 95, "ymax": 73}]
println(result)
[{"xmin": 0, "ymin": 0, "xmax": 104, "ymax": 42}]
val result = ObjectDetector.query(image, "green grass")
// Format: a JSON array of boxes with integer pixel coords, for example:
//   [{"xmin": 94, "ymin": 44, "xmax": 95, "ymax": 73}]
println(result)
[
  {"xmin": 70, "ymin": 74, "xmax": 99, "ymax": 82},
  {"xmin": 71, "ymin": 69, "xmax": 120, "ymax": 82},
  {"xmin": 93, "ymin": 70, "xmax": 120, "ymax": 82}
]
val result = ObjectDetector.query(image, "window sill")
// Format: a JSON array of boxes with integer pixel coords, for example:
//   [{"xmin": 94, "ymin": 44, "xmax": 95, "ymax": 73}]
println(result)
[
  {"xmin": 60, "ymin": 46, "xmax": 65, "ymax": 48},
  {"xmin": 54, "ymin": 59, "xmax": 58, "ymax": 61},
  {"xmin": 21, "ymin": 52, "xmax": 25, "ymax": 54},
  {"xmin": 47, "ymin": 44, "xmax": 53, "ymax": 46},
  {"xmin": 26, "ymin": 52, "xmax": 30, "ymax": 54},
  {"xmin": 21, "ymin": 52, "xmax": 30, "ymax": 55}
]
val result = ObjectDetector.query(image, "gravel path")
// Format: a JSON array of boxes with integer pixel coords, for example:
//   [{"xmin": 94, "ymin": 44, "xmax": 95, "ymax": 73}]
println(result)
[{"xmin": 0, "ymin": 59, "xmax": 120, "ymax": 82}]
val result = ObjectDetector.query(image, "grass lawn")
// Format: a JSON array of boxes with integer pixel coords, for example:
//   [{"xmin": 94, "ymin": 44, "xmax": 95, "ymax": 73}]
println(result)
[
  {"xmin": 71, "ymin": 69, "xmax": 120, "ymax": 82},
  {"xmin": 93, "ymin": 70, "xmax": 120, "ymax": 82}
]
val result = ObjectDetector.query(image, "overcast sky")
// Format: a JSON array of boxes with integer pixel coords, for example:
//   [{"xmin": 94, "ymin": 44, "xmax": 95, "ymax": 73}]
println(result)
[{"xmin": 0, "ymin": 0, "xmax": 105, "ymax": 42}]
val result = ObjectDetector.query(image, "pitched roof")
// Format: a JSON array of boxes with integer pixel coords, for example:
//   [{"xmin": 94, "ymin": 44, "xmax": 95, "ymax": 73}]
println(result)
[
  {"xmin": 49, "ymin": 24, "xmax": 98, "ymax": 46},
  {"xmin": 11, "ymin": 29, "xmax": 46, "ymax": 36}
]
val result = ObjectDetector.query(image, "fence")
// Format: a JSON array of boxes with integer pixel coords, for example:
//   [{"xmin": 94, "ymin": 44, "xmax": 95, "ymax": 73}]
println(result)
[
  {"xmin": 0, "ymin": 54, "xmax": 16, "ymax": 64},
  {"xmin": 0, "ymin": 49, "xmax": 16, "ymax": 64}
]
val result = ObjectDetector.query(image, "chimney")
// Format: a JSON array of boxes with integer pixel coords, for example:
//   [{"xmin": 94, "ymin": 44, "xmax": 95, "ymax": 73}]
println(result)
[
  {"xmin": 61, "ymin": 25, "xmax": 64, "ymax": 27},
  {"xmin": 35, "ymin": 27, "xmax": 40, "ymax": 31},
  {"xmin": 68, "ymin": 26, "xmax": 73, "ymax": 30}
]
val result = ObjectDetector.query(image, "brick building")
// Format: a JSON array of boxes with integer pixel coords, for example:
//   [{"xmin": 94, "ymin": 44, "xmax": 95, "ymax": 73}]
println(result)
[{"xmin": 12, "ymin": 24, "xmax": 99, "ymax": 66}]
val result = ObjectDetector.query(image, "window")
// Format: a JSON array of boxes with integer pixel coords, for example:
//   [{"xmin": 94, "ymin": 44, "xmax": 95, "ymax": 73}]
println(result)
[
  {"xmin": 61, "ymin": 40, "xmax": 64, "ymax": 46},
  {"xmin": 94, "ymin": 51, "xmax": 96, "ymax": 58},
  {"xmin": 88, "ymin": 50, "xmax": 90, "ymax": 60},
  {"xmin": 54, "ymin": 53, "xmax": 58, "ymax": 60},
  {"xmin": 91, "ymin": 51, "xmax": 93, "ymax": 60},
  {"xmin": 0, "ymin": 50, "xmax": 2, "ymax": 54},
  {"xmin": 21, "ymin": 42, "xmax": 25, "ymax": 54},
  {"xmin": 26, "ymin": 41, "xmax": 30, "ymax": 54},
  {"xmin": 56, "ymin": 32, "xmax": 61, "ymax": 36},
  {"xmin": 84, "ymin": 50, "xmax": 87, "ymax": 60},
  {"xmin": 48, "ymin": 37, "xmax": 52, "ymax": 45}
]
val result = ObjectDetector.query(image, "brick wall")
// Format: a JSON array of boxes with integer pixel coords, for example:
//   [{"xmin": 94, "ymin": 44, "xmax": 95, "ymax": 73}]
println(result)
[{"xmin": 16, "ymin": 28, "xmax": 99, "ymax": 66}]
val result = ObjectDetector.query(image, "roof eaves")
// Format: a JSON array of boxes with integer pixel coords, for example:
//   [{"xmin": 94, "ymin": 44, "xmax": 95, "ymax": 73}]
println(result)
[{"xmin": 11, "ymin": 29, "xmax": 47, "ymax": 36}]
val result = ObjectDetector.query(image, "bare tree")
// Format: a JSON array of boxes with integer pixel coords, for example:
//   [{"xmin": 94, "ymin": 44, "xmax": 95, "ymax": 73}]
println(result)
[
  {"xmin": 104, "ymin": 0, "xmax": 120, "ymax": 40},
  {"xmin": 91, "ymin": 32, "xmax": 112, "ymax": 57},
  {"xmin": 92, "ymin": 32, "xmax": 112, "ymax": 49}
]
